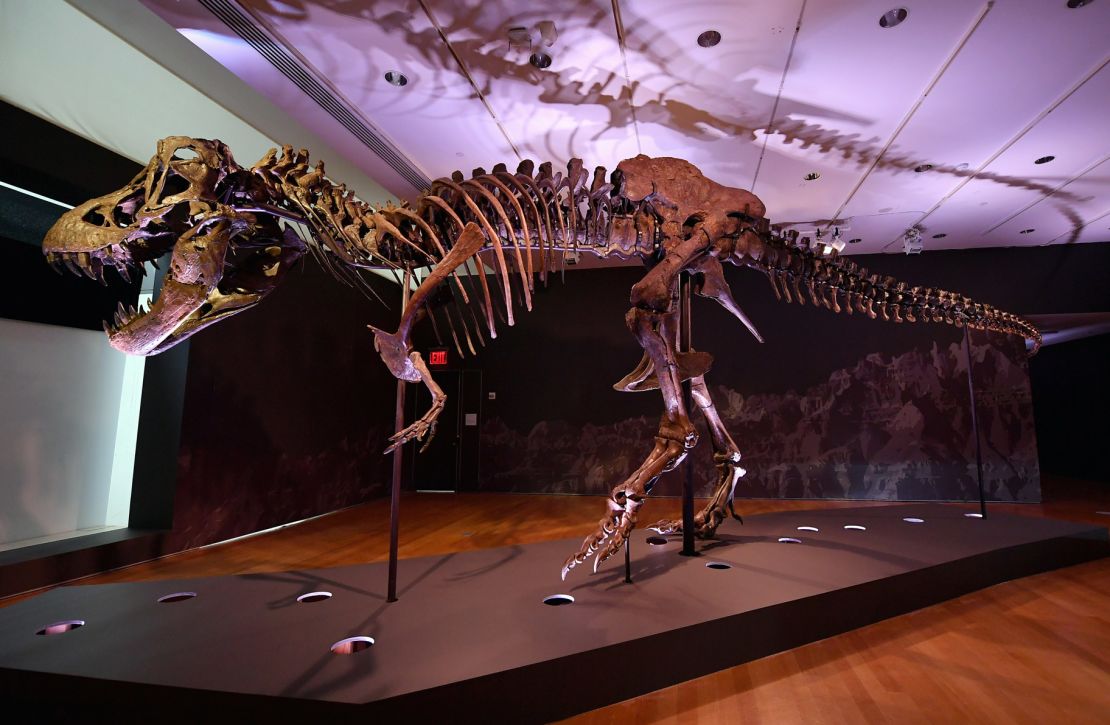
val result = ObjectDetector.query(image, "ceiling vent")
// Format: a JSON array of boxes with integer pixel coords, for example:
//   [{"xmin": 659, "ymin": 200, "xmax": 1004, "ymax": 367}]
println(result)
[{"xmin": 197, "ymin": 0, "xmax": 431, "ymax": 192}]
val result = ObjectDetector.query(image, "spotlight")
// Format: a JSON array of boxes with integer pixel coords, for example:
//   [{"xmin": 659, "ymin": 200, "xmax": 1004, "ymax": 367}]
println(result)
[
  {"xmin": 697, "ymin": 30, "xmax": 722, "ymax": 47},
  {"xmin": 384, "ymin": 71, "xmax": 408, "ymax": 87},
  {"xmin": 510, "ymin": 21, "xmax": 558, "ymax": 70},
  {"xmin": 879, "ymin": 8, "xmax": 909, "ymax": 28},
  {"xmin": 903, "ymin": 226, "xmax": 923, "ymax": 254}
]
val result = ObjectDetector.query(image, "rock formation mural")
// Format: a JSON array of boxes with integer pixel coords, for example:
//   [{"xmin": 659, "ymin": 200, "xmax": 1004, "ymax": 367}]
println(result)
[{"xmin": 481, "ymin": 331, "xmax": 1039, "ymax": 502}]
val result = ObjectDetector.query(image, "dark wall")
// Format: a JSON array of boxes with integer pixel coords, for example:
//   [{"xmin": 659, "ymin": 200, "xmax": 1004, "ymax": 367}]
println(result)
[
  {"xmin": 1029, "ymin": 333, "xmax": 1110, "ymax": 482},
  {"xmin": 168, "ymin": 261, "xmax": 401, "ymax": 550}
]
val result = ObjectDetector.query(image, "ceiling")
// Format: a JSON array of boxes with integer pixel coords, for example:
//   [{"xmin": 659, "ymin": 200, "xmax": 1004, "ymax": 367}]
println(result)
[{"xmin": 139, "ymin": 0, "xmax": 1109, "ymax": 255}]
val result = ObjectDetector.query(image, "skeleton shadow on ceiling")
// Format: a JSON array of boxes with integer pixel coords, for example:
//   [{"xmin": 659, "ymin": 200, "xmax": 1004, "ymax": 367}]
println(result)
[{"xmin": 241, "ymin": 0, "xmax": 1090, "ymax": 243}]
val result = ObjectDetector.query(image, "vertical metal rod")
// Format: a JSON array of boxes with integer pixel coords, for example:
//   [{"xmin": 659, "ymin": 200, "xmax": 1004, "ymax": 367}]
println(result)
[
  {"xmin": 679, "ymin": 272, "xmax": 697, "ymax": 556},
  {"xmin": 624, "ymin": 534, "xmax": 632, "ymax": 584},
  {"xmin": 387, "ymin": 269, "xmax": 412, "ymax": 603},
  {"xmin": 964, "ymin": 326, "xmax": 987, "ymax": 518}
]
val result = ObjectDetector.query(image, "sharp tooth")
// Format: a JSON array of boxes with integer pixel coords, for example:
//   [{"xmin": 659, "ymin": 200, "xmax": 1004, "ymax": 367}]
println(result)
[
  {"xmin": 149, "ymin": 258, "xmax": 161, "ymax": 270},
  {"xmin": 102, "ymin": 321, "xmax": 112, "ymax": 335},
  {"xmin": 128, "ymin": 304, "xmax": 137, "ymax": 317},
  {"xmin": 64, "ymin": 257, "xmax": 82, "ymax": 276},
  {"xmin": 119, "ymin": 266, "xmax": 131, "ymax": 283}
]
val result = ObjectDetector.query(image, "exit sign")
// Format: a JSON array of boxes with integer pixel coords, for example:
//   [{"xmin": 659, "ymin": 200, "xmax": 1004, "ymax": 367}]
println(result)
[{"xmin": 428, "ymin": 348, "xmax": 449, "ymax": 367}]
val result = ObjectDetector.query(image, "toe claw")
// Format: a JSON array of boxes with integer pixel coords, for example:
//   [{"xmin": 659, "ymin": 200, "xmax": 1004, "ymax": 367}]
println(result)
[{"xmin": 649, "ymin": 519, "xmax": 680, "ymax": 535}]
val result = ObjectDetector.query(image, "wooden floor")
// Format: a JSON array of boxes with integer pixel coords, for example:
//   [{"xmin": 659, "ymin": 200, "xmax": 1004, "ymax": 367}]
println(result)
[{"xmin": 3, "ymin": 479, "xmax": 1108, "ymax": 723}]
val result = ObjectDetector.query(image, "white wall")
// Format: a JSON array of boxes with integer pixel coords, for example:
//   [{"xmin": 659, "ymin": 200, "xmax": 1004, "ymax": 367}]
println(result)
[
  {"xmin": 0, "ymin": 0, "xmax": 389, "ymax": 203},
  {"xmin": 0, "ymin": 319, "xmax": 142, "ymax": 547}
]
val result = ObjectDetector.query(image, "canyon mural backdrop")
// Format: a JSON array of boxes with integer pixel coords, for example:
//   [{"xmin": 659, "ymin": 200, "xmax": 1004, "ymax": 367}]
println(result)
[
  {"xmin": 481, "ymin": 332, "xmax": 1038, "ymax": 502},
  {"xmin": 476, "ymin": 266, "xmax": 1040, "ymax": 503}
]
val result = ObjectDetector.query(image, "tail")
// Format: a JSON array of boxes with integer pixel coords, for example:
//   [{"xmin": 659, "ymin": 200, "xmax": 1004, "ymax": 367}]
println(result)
[{"xmin": 753, "ymin": 232, "xmax": 1042, "ymax": 355}]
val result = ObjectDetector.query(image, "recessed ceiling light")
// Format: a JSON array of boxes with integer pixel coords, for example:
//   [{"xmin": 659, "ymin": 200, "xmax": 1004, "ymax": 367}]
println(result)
[
  {"xmin": 803, "ymin": 172, "xmax": 820, "ymax": 181},
  {"xmin": 932, "ymin": 233, "xmax": 947, "ymax": 239},
  {"xmin": 1020, "ymin": 228, "xmax": 1035, "ymax": 234},
  {"xmin": 1034, "ymin": 155, "xmax": 1055, "ymax": 164},
  {"xmin": 529, "ymin": 52, "xmax": 552, "ymax": 69},
  {"xmin": 879, "ymin": 8, "xmax": 909, "ymax": 28},
  {"xmin": 914, "ymin": 164, "xmax": 933, "ymax": 173},
  {"xmin": 384, "ymin": 71, "xmax": 408, "ymax": 87},
  {"xmin": 1067, "ymin": 0, "xmax": 1091, "ymax": 8},
  {"xmin": 848, "ymin": 238, "xmax": 862, "ymax": 244},
  {"xmin": 697, "ymin": 30, "xmax": 722, "ymax": 47}
]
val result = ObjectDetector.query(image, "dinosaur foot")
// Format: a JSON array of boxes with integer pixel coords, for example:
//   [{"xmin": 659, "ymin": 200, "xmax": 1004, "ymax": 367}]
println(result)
[
  {"xmin": 649, "ymin": 459, "xmax": 746, "ymax": 537},
  {"xmin": 648, "ymin": 516, "xmax": 715, "ymax": 538},
  {"xmin": 561, "ymin": 503, "xmax": 636, "ymax": 580}
]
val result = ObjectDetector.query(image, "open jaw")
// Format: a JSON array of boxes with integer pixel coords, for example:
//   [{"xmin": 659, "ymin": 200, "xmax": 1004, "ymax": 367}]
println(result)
[
  {"xmin": 43, "ymin": 220, "xmax": 267, "ymax": 356},
  {"xmin": 104, "ymin": 277, "xmax": 263, "ymax": 356}
]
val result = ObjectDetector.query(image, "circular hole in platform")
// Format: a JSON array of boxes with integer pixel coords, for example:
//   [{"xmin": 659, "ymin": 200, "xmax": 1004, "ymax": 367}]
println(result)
[
  {"xmin": 543, "ymin": 594, "xmax": 575, "ymax": 606},
  {"xmin": 36, "ymin": 620, "xmax": 85, "ymax": 636},
  {"xmin": 964, "ymin": 513, "xmax": 984, "ymax": 518},
  {"xmin": 844, "ymin": 525, "xmax": 867, "ymax": 531},
  {"xmin": 903, "ymin": 517, "xmax": 925, "ymax": 524},
  {"xmin": 705, "ymin": 562, "xmax": 732, "ymax": 570},
  {"xmin": 797, "ymin": 526, "xmax": 819, "ymax": 532},
  {"xmin": 157, "ymin": 592, "xmax": 197, "ymax": 603},
  {"xmin": 778, "ymin": 537, "xmax": 802, "ymax": 544},
  {"xmin": 331, "ymin": 636, "xmax": 375, "ymax": 654},
  {"xmin": 646, "ymin": 536, "xmax": 668, "ymax": 546},
  {"xmin": 297, "ymin": 591, "xmax": 333, "ymax": 603}
]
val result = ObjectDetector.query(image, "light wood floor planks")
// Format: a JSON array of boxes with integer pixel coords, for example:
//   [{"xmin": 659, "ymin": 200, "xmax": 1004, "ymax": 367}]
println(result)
[{"xmin": 3, "ymin": 480, "xmax": 1108, "ymax": 723}]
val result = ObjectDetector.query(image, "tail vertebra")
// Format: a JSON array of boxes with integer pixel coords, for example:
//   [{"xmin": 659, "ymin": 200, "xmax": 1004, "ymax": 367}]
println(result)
[{"xmin": 755, "ymin": 232, "xmax": 1042, "ymax": 354}]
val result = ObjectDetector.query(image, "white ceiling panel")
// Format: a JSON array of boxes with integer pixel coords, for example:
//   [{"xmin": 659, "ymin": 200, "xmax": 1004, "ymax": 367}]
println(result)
[
  {"xmin": 234, "ymin": 0, "xmax": 515, "ymax": 181},
  {"xmin": 919, "ymin": 65, "xmax": 1110, "ymax": 249},
  {"xmin": 844, "ymin": 2, "xmax": 1110, "ymax": 250},
  {"xmin": 129, "ymin": 0, "xmax": 1108, "ymax": 251},
  {"xmin": 750, "ymin": 0, "xmax": 985, "ymax": 223},
  {"xmin": 617, "ymin": 0, "xmax": 803, "ymax": 184},
  {"xmin": 419, "ymin": 0, "xmax": 638, "ymax": 171}
]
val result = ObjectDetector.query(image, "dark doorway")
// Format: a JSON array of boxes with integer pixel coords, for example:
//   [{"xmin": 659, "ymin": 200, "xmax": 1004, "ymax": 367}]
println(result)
[{"xmin": 407, "ymin": 369, "xmax": 482, "ymax": 492}]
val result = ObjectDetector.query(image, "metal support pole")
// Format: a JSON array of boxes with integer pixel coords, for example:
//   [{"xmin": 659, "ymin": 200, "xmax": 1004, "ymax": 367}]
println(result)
[
  {"xmin": 679, "ymin": 272, "xmax": 697, "ymax": 557},
  {"xmin": 387, "ymin": 270, "xmax": 412, "ymax": 603},
  {"xmin": 963, "ymin": 326, "xmax": 987, "ymax": 518},
  {"xmin": 624, "ymin": 535, "xmax": 632, "ymax": 584}
]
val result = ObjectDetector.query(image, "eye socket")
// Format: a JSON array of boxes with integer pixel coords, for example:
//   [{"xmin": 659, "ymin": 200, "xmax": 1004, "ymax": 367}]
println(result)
[
  {"xmin": 156, "ymin": 171, "xmax": 191, "ymax": 203},
  {"xmin": 113, "ymin": 191, "xmax": 146, "ymax": 227},
  {"xmin": 82, "ymin": 208, "xmax": 109, "ymax": 227},
  {"xmin": 172, "ymin": 148, "xmax": 200, "ymax": 161}
]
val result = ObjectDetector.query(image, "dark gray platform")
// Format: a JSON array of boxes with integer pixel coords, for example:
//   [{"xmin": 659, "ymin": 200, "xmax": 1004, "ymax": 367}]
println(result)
[{"xmin": 0, "ymin": 504, "xmax": 1105, "ymax": 723}]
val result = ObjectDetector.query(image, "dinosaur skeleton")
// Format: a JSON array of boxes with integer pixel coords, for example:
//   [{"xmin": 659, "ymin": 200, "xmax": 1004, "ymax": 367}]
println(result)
[{"xmin": 42, "ymin": 136, "xmax": 1041, "ymax": 579}]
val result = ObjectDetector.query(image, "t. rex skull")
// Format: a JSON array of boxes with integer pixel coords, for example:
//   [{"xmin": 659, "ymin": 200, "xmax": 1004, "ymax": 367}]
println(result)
[{"xmin": 43, "ymin": 136, "xmax": 304, "ymax": 355}]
